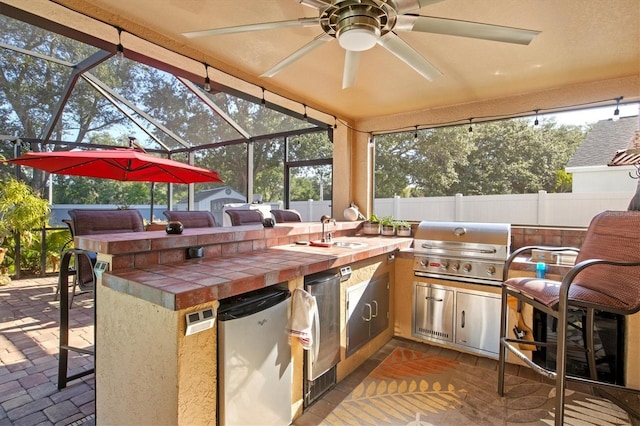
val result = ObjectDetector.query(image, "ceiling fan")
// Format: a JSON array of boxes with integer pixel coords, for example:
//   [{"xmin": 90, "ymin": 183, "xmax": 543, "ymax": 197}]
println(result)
[{"xmin": 182, "ymin": 0, "xmax": 540, "ymax": 89}]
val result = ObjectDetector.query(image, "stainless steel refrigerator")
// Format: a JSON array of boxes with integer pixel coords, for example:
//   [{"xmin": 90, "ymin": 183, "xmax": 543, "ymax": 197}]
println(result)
[
  {"xmin": 304, "ymin": 271, "xmax": 341, "ymax": 407},
  {"xmin": 217, "ymin": 286, "xmax": 292, "ymax": 426}
]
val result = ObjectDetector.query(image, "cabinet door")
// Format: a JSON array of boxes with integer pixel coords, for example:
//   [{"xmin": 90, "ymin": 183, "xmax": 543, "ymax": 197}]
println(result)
[
  {"xmin": 455, "ymin": 291, "xmax": 501, "ymax": 354},
  {"xmin": 368, "ymin": 273, "xmax": 389, "ymax": 339},
  {"xmin": 413, "ymin": 283, "xmax": 454, "ymax": 342},
  {"xmin": 346, "ymin": 280, "xmax": 370, "ymax": 357}
]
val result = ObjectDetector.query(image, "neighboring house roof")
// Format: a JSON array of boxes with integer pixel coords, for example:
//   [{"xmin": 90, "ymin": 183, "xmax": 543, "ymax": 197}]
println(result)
[{"xmin": 566, "ymin": 116, "xmax": 639, "ymax": 168}]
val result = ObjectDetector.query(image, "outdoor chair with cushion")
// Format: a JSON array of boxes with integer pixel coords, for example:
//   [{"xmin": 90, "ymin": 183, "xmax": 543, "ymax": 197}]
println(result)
[
  {"xmin": 497, "ymin": 210, "xmax": 640, "ymax": 424},
  {"xmin": 163, "ymin": 210, "xmax": 217, "ymax": 228},
  {"xmin": 225, "ymin": 209, "xmax": 264, "ymax": 226},
  {"xmin": 65, "ymin": 209, "xmax": 144, "ymax": 302},
  {"xmin": 271, "ymin": 209, "xmax": 302, "ymax": 223}
]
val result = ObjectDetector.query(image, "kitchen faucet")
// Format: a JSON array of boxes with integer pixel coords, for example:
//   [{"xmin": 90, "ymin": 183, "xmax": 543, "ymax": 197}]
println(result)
[{"xmin": 320, "ymin": 215, "xmax": 336, "ymax": 242}]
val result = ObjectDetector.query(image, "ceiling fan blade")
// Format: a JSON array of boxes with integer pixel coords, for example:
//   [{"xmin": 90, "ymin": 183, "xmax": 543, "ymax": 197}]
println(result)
[
  {"xmin": 298, "ymin": 0, "xmax": 333, "ymax": 11},
  {"xmin": 261, "ymin": 33, "xmax": 333, "ymax": 78},
  {"xmin": 182, "ymin": 17, "xmax": 319, "ymax": 38},
  {"xmin": 394, "ymin": 0, "xmax": 445, "ymax": 14},
  {"xmin": 396, "ymin": 15, "xmax": 540, "ymax": 45},
  {"xmin": 377, "ymin": 32, "xmax": 443, "ymax": 81},
  {"xmin": 342, "ymin": 50, "xmax": 361, "ymax": 89}
]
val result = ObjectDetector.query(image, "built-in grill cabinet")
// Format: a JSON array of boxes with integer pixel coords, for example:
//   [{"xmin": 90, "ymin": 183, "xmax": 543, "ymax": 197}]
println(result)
[{"xmin": 413, "ymin": 282, "xmax": 501, "ymax": 358}]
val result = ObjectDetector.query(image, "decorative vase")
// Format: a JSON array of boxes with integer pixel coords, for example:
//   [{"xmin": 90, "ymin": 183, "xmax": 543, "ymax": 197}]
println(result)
[
  {"xmin": 381, "ymin": 225, "xmax": 395, "ymax": 236},
  {"xmin": 396, "ymin": 227, "xmax": 411, "ymax": 237},
  {"xmin": 363, "ymin": 222, "xmax": 380, "ymax": 235}
]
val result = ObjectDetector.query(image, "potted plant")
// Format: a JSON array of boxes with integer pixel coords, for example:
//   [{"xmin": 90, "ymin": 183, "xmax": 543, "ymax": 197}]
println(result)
[
  {"xmin": 363, "ymin": 214, "xmax": 381, "ymax": 235},
  {"xmin": 394, "ymin": 219, "xmax": 412, "ymax": 236},
  {"xmin": 379, "ymin": 215, "xmax": 396, "ymax": 236}
]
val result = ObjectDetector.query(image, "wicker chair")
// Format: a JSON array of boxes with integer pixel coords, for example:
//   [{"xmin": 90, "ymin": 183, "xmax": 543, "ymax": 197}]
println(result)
[
  {"xmin": 271, "ymin": 209, "xmax": 302, "ymax": 223},
  {"xmin": 163, "ymin": 210, "xmax": 217, "ymax": 228},
  {"xmin": 497, "ymin": 210, "xmax": 640, "ymax": 424}
]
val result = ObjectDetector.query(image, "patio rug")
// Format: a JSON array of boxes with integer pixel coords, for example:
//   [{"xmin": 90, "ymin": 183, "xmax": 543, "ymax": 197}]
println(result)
[{"xmin": 321, "ymin": 347, "xmax": 631, "ymax": 425}]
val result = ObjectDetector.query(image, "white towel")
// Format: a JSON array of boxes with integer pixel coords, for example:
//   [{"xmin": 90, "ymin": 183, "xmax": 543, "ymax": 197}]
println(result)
[{"xmin": 287, "ymin": 288, "xmax": 318, "ymax": 350}]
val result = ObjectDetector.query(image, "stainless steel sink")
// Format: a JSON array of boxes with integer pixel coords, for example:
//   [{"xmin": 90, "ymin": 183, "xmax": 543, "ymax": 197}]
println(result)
[{"xmin": 331, "ymin": 241, "xmax": 366, "ymax": 249}]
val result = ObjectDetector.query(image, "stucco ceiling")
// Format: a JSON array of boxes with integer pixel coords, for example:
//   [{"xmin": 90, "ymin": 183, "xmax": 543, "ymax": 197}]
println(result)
[{"xmin": 4, "ymin": 0, "xmax": 640, "ymax": 125}]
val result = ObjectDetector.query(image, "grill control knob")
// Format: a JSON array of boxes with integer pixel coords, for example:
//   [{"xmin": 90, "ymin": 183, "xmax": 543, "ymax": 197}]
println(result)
[
  {"xmin": 487, "ymin": 265, "xmax": 496, "ymax": 276},
  {"xmin": 440, "ymin": 260, "xmax": 449, "ymax": 271},
  {"xmin": 419, "ymin": 259, "xmax": 428, "ymax": 267},
  {"xmin": 462, "ymin": 263, "xmax": 472, "ymax": 273},
  {"xmin": 451, "ymin": 262, "xmax": 460, "ymax": 272}
]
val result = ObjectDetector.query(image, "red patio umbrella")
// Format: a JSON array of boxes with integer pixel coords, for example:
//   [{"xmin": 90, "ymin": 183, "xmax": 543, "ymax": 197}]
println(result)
[
  {"xmin": 3, "ymin": 148, "xmax": 223, "ymax": 219},
  {"xmin": 3, "ymin": 148, "xmax": 222, "ymax": 184}
]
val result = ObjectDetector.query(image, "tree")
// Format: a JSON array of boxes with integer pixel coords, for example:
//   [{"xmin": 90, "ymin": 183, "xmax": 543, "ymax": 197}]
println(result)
[
  {"xmin": 375, "ymin": 126, "xmax": 472, "ymax": 198},
  {"xmin": 374, "ymin": 117, "xmax": 585, "ymax": 198},
  {"xmin": 451, "ymin": 118, "xmax": 584, "ymax": 195}
]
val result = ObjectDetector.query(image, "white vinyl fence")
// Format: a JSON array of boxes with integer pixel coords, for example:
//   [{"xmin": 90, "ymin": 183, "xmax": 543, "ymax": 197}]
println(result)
[
  {"xmin": 50, "ymin": 190, "xmax": 634, "ymax": 228},
  {"xmin": 371, "ymin": 191, "xmax": 635, "ymax": 227}
]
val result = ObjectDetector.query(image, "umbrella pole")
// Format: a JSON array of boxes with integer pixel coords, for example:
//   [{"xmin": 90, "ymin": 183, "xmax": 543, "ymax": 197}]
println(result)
[{"xmin": 150, "ymin": 182, "xmax": 155, "ymax": 222}]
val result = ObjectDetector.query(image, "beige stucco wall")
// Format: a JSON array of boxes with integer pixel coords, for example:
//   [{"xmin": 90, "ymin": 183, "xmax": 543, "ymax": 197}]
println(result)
[{"xmin": 96, "ymin": 282, "xmax": 218, "ymax": 425}]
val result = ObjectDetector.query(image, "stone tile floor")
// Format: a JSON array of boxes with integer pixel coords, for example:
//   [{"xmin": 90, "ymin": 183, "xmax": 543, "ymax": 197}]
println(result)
[
  {"xmin": 1, "ymin": 276, "xmax": 637, "ymax": 425},
  {"xmin": 0, "ymin": 276, "xmax": 95, "ymax": 426}
]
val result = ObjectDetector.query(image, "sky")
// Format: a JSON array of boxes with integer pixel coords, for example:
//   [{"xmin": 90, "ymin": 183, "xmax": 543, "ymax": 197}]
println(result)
[{"xmin": 546, "ymin": 103, "xmax": 639, "ymax": 127}]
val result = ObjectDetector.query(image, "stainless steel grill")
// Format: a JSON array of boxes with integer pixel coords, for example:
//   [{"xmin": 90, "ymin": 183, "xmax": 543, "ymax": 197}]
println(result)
[{"xmin": 413, "ymin": 221, "xmax": 511, "ymax": 286}]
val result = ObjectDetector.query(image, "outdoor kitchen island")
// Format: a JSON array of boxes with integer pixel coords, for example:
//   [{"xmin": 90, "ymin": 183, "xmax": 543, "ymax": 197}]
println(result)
[{"xmin": 73, "ymin": 221, "xmax": 412, "ymax": 425}]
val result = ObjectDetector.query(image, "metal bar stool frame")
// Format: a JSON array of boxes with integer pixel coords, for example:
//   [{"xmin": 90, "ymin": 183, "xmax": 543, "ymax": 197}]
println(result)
[
  {"xmin": 57, "ymin": 248, "xmax": 96, "ymax": 389},
  {"xmin": 497, "ymin": 211, "xmax": 640, "ymax": 424}
]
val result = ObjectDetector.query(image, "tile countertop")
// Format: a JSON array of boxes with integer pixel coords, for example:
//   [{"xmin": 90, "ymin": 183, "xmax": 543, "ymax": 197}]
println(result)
[{"xmin": 94, "ymin": 232, "xmax": 413, "ymax": 311}]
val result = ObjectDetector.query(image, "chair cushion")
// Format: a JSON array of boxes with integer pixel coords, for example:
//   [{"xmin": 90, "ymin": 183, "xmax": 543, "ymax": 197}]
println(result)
[
  {"xmin": 504, "ymin": 276, "xmax": 633, "ymax": 312},
  {"xmin": 271, "ymin": 209, "xmax": 301, "ymax": 223},
  {"xmin": 163, "ymin": 210, "xmax": 216, "ymax": 228},
  {"xmin": 225, "ymin": 209, "xmax": 263, "ymax": 226},
  {"xmin": 69, "ymin": 209, "xmax": 145, "ymax": 235}
]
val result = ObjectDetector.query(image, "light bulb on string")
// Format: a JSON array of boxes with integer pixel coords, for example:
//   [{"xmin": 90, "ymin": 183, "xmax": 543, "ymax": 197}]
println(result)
[
  {"xmin": 534, "ymin": 109, "xmax": 540, "ymax": 128},
  {"xmin": 468, "ymin": 118, "xmax": 473, "ymax": 136},
  {"xmin": 203, "ymin": 64, "xmax": 211, "ymax": 92},
  {"xmin": 116, "ymin": 27, "xmax": 124, "ymax": 59},
  {"xmin": 303, "ymin": 105, "xmax": 308, "ymax": 121},
  {"xmin": 413, "ymin": 126, "xmax": 419, "ymax": 143},
  {"xmin": 260, "ymin": 88, "xmax": 266, "ymax": 108},
  {"xmin": 612, "ymin": 96, "xmax": 622, "ymax": 121}
]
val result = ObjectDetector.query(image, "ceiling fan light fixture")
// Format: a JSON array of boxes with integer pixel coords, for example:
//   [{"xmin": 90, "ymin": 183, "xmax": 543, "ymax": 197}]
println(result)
[
  {"xmin": 337, "ymin": 13, "xmax": 381, "ymax": 51},
  {"xmin": 338, "ymin": 27, "xmax": 380, "ymax": 51}
]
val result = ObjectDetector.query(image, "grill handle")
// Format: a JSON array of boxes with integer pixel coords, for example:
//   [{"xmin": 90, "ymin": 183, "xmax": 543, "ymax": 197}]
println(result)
[
  {"xmin": 425, "ymin": 296, "xmax": 444, "ymax": 302},
  {"xmin": 421, "ymin": 243, "xmax": 496, "ymax": 254}
]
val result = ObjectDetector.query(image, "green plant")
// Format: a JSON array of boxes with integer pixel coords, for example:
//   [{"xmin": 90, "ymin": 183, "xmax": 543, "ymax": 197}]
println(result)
[
  {"xmin": 393, "ymin": 219, "xmax": 410, "ymax": 229},
  {"xmin": 379, "ymin": 215, "xmax": 395, "ymax": 227},
  {"xmin": 368, "ymin": 214, "xmax": 380, "ymax": 223},
  {"xmin": 0, "ymin": 178, "xmax": 50, "ymax": 244}
]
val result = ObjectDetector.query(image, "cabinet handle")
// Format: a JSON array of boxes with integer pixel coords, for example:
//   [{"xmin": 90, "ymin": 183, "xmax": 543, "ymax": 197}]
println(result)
[
  {"xmin": 371, "ymin": 300, "xmax": 378, "ymax": 318},
  {"xmin": 425, "ymin": 296, "xmax": 444, "ymax": 302},
  {"xmin": 362, "ymin": 303, "xmax": 372, "ymax": 322},
  {"xmin": 461, "ymin": 310, "xmax": 465, "ymax": 328}
]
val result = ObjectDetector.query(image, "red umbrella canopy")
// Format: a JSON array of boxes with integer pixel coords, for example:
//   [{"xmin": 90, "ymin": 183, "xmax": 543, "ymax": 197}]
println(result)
[{"xmin": 3, "ymin": 148, "xmax": 223, "ymax": 184}]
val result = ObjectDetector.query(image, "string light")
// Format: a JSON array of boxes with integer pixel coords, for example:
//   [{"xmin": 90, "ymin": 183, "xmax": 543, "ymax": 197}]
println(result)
[
  {"xmin": 260, "ymin": 87, "xmax": 266, "ymax": 108},
  {"xmin": 303, "ymin": 104, "xmax": 308, "ymax": 121},
  {"xmin": 612, "ymin": 96, "xmax": 622, "ymax": 121},
  {"xmin": 334, "ymin": 116, "xmax": 338, "ymax": 129},
  {"xmin": 533, "ymin": 109, "xmax": 539, "ymax": 127},
  {"xmin": 413, "ymin": 126, "xmax": 419, "ymax": 143},
  {"xmin": 203, "ymin": 63, "xmax": 211, "ymax": 92},
  {"xmin": 468, "ymin": 118, "xmax": 473, "ymax": 134},
  {"xmin": 116, "ymin": 27, "xmax": 124, "ymax": 59}
]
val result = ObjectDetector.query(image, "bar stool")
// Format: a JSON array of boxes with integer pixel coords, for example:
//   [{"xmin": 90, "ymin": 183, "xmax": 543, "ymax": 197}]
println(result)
[
  {"xmin": 57, "ymin": 248, "xmax": 95, "ymax": 389},
  {"xmin": 497, "ymin": 210, "xmax": 640, "ymax": 424}
]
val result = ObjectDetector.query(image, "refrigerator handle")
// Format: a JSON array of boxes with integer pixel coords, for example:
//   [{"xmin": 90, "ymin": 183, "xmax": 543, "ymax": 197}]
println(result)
[{"xmin": 312, "ymin": 297, "xmax": 321, "ymax": 363}]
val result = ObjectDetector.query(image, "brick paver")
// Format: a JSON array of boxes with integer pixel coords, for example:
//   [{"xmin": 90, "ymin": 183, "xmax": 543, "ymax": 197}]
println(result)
[{"xmin": 0, "ymin": 277, "xmax": 94, "ymax": 425}]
